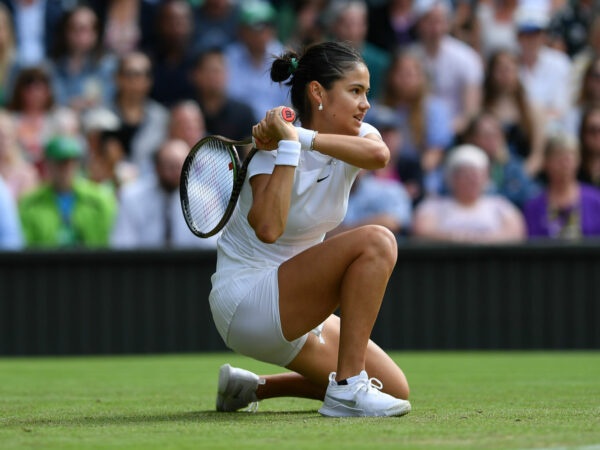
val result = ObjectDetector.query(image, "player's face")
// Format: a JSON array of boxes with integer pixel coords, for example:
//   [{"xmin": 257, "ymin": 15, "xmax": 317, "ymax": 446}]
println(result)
[{"xmin": 321, "ymin": 63, "xmax": 371, "ymax": 136}]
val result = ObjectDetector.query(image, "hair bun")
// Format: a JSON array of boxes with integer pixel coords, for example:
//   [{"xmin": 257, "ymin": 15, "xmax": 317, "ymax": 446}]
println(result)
[{"xmin": 270, "ymin": 52, "xmax": 299, "ymax": 83}]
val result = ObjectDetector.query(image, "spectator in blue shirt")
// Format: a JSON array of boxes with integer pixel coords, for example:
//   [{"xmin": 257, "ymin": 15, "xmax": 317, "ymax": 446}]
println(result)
[
  {"xmin": 330, "ymin": 169, "xmax": 413, "ymax": 238},
  {"xmin": 0, "ymin": 0, "xmax": 68, "ymax": 67},
  {"xmin": 192, "ymin": 0, "xmax": 241, "ymax": 55},
  {"xmin": 224, "ymin": 0, "xmax": 289, "ymax": 121},
  {"xmin": 0, "ymin": 175, "xmax": 23, "ymax": 249},
  {"xmin": 48, "ymin": 5, "xmax": 116, "ymax": 113}
]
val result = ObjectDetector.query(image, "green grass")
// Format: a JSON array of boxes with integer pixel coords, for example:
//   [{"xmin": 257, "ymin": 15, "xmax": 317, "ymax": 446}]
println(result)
[{"xmin": 0, "ymin": 352, "xmax": 599, "ymax": 450}]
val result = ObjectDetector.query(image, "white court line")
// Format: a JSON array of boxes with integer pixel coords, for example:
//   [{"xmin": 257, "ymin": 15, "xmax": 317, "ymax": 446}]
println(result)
[{"xmin": 519, "ymin": 446, "xmax": 600, "ymax": 450}]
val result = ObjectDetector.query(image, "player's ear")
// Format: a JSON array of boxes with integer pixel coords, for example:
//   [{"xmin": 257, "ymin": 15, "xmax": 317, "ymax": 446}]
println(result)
[{"xmin": 307, "ymin": 81, "xmax": 324, "ymax": 108}]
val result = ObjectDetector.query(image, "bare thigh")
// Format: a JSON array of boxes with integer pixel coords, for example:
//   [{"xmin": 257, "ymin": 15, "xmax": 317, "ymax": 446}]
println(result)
[
  {"xmin": 286, "ymin": 315, "xmax": 410, "ymax": 400},
  {"xmin": 277, "ymin": 225, "xmax": 397, "ymax": 341}
]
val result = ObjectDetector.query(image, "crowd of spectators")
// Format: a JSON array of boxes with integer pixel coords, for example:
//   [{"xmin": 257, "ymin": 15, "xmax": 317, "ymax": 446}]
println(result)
[{"xmin": 1, "ymin": 0, "xmax": 600, "ymax": 250}]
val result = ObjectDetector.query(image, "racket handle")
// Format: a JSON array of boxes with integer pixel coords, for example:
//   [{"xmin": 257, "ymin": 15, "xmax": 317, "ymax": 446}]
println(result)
[{"xmin": 281, "ymin": 107, "xmax": 296, "ymax": 122}]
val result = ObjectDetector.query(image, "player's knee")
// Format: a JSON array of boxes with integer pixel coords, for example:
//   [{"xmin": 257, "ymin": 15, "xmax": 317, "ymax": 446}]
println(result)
[{"xmin": 360, "ymin": 225, "xmax": 398, "ymax": 268}]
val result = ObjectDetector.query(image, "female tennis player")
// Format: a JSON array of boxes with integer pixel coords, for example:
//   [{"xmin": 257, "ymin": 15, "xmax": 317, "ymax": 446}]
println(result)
[{"xmin": 209, "ymin": 41, "xmax": 411, "ymax": 417}]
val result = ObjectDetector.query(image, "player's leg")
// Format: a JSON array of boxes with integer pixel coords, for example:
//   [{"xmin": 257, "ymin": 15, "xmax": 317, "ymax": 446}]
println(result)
[
  {"xmin": 256, "ymin": 315, "xmax": 409, "ymax": 401},
  {"xmin": 217, "ymin": 315, "xmax": 409, "ymax": 413},
  {"xmin": 277, "ymin": 224, "xmax": 397, "ymax": 381},
  {"xmin": 216, "ymin": 225, "xmax": 408, "ymax": 414}
]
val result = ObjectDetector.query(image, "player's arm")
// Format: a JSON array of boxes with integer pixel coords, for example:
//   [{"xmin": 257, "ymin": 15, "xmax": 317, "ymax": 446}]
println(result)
[
  {"xmin": 298, "ymin": 125, "xmax": 390, "ymax": 170},
  {"xmin": 247, "ymin": 108, "xmax": 299, "ymax": 244}
]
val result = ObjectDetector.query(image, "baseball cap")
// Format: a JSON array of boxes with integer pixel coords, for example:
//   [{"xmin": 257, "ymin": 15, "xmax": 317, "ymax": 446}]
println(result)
[
  {"xmin": 515, "ymin": 6, "xmax": 549, "ymax": 33},
  {"xmin": 45, "ymin": 135, "xmax": 84, "ymax": 161},
  {"xmin": 239, "ymin": 0, "xmax": 276, "ymax": 29}
]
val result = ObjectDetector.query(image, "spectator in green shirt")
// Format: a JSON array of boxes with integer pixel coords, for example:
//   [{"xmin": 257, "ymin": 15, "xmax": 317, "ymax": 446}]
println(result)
[{"xmin": 18, "ymin": 135, "xmax": 116, "ymax": 248}]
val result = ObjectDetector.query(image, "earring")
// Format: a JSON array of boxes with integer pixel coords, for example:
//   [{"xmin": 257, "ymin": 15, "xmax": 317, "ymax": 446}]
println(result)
[{"xmin": 318, "ymin": 102, "xmax": 323, "ymax": 111}]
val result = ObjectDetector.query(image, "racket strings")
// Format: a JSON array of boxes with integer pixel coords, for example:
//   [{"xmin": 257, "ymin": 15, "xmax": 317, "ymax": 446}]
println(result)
[{"xmin": 185, "ymin": 140, "xmax": 236, "ymax": 235}]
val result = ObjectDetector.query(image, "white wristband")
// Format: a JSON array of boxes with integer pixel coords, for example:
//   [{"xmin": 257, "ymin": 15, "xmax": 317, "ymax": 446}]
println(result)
[
  {"xmin": 275, "ymin": 140, "xmax": 301, "ymax": 166},
  {"xmin": 297, "ymin": 127, "xmax": 313, "ymax": 150}
]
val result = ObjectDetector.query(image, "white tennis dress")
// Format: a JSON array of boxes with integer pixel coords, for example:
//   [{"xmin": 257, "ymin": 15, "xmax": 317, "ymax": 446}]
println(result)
[{"xmin": 209, "ymin": 123, "xmax": 379, "ymax": 366}]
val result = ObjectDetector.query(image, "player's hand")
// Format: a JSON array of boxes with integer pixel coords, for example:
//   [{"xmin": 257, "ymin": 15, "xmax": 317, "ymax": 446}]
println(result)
[{"xmin": 253, "ymin": 107, "xmax": 297, "ymax": 150}]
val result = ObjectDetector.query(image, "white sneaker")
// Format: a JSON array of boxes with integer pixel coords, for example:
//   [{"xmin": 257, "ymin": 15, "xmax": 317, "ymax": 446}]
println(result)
[
  {"xmin": 216, "ymin": 364, "xmax": 262, "ymax": 412},
  {"xmin": 318, "ymin": 371, "xmax": 411, "ymax": 417}
]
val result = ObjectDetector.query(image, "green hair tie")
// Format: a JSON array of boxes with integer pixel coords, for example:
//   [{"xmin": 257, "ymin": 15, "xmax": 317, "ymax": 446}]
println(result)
[{"xmin": 289, "ymin": 57, "xmax": 299, "ymax": 74}]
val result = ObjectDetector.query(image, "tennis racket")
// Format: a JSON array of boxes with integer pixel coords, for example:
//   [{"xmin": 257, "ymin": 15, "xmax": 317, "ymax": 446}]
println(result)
[{"xmin": 180, "ymin": 107, "xmax": 296, "ymax": 238}]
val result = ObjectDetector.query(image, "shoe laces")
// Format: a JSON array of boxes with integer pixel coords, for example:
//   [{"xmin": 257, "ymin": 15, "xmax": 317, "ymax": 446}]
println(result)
[
  {"xmin": 354, "ymin": 376, "xmax": 383, "ymax": 395},
  {"xmin": 328, "ymin": 372, "xmax": 385, "ymax": 394},
  {"xmin": 244, "ymin": 401, "xmax": 259, "ymax": 413}
]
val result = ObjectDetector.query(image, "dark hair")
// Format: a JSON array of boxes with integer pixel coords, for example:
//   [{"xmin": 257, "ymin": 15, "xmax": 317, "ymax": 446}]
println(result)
[
  {"xmin": 193, "ymin": 46, "xmax": 225, "ymax": 69},
  {"xmin": 579, "ymin": 104, "xmax": 600, "ymax": 160},
  {"xmin": 270, "ymin": 41, "xmax": 364, "ymax": 124},
  {"xmin": 461, "ymin": 112, "xmax": 499, "ymax": 142},
  {"xmin": 578, "ymin": 56, "xmax": 600, "ymax": 106},
  {"xmin": 51, "ymin": 5, "xmax": 103, "ymax": 61},
  {"xmin": 7, "ymin": 66, "xmax": 54, "ymax": 112},
  {"xmin": 483, "ymin": 49, "xmax": 534, "ymax": 143}
]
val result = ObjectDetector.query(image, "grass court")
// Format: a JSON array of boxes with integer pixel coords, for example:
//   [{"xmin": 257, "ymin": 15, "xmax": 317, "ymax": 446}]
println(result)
[{"xmin": 1, "ymin": 351, "xmax": 599, "ymax": 449}]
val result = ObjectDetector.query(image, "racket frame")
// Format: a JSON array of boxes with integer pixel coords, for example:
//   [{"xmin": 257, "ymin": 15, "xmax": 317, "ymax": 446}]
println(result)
[
  {"xmin": 180, "ymin": 107, "xmax": 296, "ymax": 238},
  {"xmin": 180, "ymin": 135, "xmax": 256, "ymax": 238}
]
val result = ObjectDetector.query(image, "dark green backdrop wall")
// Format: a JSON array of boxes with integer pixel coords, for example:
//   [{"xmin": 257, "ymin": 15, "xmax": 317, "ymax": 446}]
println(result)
[{"xmin": 1, "ymin": 242, "xmax": 599, "ymax": 355}]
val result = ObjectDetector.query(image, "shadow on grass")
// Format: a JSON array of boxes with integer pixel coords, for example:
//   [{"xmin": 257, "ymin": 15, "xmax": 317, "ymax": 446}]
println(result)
[{"xmin": 6, "ymin": 410, "xmax": 323, "ymax": 428}]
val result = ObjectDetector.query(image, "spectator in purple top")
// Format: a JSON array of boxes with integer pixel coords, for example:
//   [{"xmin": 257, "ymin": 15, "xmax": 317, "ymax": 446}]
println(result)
[{"xmin": 524, "ymin": 131, "xmax": 600, "ymax": 239}]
